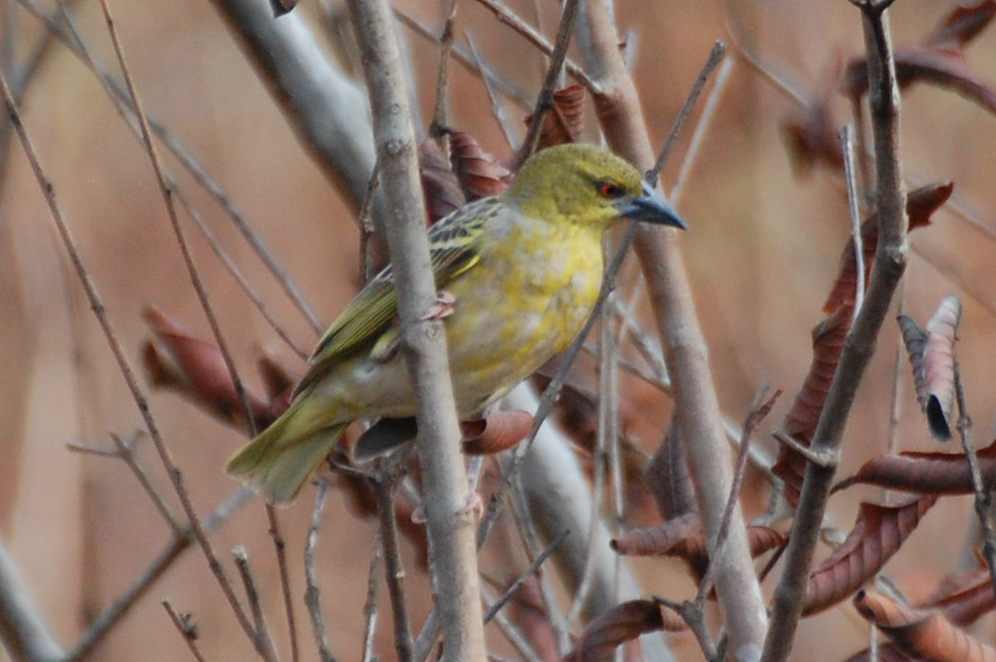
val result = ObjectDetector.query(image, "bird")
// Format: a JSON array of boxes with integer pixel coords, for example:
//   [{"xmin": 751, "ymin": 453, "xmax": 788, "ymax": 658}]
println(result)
[{"xmin": 226, "ymin": 143, "xmax": 686, "ymax": 503}]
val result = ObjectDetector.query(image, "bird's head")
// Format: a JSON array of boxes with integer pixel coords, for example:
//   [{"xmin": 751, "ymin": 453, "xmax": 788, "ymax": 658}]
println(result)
[{"xmin": 506, "ymin": 143, "xmax": 687, "ymax": 233}]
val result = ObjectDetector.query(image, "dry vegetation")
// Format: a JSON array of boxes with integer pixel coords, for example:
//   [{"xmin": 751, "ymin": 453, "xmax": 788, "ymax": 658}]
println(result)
[{"xmin": 2, "ymin": 1, "xmax": 996, "ymax": 661}]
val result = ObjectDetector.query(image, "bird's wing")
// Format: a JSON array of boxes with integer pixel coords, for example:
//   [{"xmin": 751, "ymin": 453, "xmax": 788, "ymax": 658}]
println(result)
[{"xmin": 298, "ymin": 196, "xmax": 504, "ymax": 393}]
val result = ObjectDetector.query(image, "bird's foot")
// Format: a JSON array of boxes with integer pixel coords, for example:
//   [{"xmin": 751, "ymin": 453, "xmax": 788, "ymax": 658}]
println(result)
[{"xmin": 422, "ymin": 290, "xmax": 456, "ymax": 321}]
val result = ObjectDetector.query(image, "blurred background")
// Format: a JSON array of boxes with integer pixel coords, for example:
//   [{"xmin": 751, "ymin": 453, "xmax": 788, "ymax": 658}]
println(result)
[{"xmin": 2, "ymin": 0, "xmax": 996, "ymax": 660}]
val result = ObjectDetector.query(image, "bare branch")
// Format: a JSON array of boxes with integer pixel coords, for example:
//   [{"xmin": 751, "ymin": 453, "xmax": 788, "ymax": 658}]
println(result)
[
  {"xmin": 575, "ymin": 2, "xmax": 769, "ymax": 655},
  {"xmin": 762, "ymin": 5, "xmax": 909, "ymax": 660},
  {"xmin": 345, "ymin": 1, "xmax": 486, "ymax": 660}
]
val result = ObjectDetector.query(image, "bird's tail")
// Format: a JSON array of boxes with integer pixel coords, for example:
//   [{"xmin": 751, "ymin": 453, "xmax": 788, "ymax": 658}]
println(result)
[{"xmin": 226, "ymin": 394, "xmax": 347, "ymax": 504}]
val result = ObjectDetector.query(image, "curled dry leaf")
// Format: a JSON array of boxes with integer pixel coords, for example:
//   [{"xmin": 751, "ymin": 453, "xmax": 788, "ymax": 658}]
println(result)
[
  {"xmin": 268, "ymin": 0, "xmax": 298, "ymax": 17},
  {"xmin": 824, "ymin": 183, "xmax": 949, "ymax": 315},
  {"xmin": 420, "ymin": 137, "xmax": 466, "ymax": 223},
  {"xmin": 842, "ymin": 2, "xmax": 996, "ymax": 115},
  {"xmin": 449, "ymin": 130, "xmax": 511, "ymax": 200},
  {"xmin": 561, "ymin": 600, "xmax": 683, "ymax": 662},
  {"xmin": 142, "ymin": 305, "xmax": 272, "ymax": 431},
  {"xmin": 612, "ymin": 513, "xmax": 783, "ymax": 580},
  {"xmin": 840, "ymin": 438, "xmax": 996, "ymax": 495},
  {"xmin": 773, "ymin": 304, "xmax": 852, "ymax": 505},
  {"xmin": 921, "ymin": 561, "xmax": 996, "ymax": 626},
  {"xmin": 524, "ymin": 84, "xmax": 587, "ymax": 151},
  {"xmin": 898, "ymin": 314, "xmax": 931, "ymax": 411},
  {"xmin": 461, "ymin": 409, "xmax": 534, "ymax": 455},
  {"xmin": 854, "ymin": 588, "xmax": 996, "ymax": 662},
  {"xmin": 803, "ymin": 496, "xmax": 938, "ymax": 616},
  {"xmin": 923, "ymin": 295, "xmax": 962, "ymax": 441}
]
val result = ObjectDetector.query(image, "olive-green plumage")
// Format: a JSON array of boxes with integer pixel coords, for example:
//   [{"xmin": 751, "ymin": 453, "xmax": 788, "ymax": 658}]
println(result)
[{"xmin": 226, "ymin": 143, "xmax": 685, "ymax": 503}]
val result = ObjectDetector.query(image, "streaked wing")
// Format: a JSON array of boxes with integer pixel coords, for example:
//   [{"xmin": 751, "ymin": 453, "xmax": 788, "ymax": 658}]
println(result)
[{"xmin": 298, "ymin": 196, "xmax": 503, "ymax": 393}]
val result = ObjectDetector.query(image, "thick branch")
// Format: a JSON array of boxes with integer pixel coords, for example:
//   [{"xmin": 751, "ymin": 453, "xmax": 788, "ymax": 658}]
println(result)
[
  {"xmin": 574, "ymin": 2, "xmax": 768, "ymax": 656},
  {"xmin": 761, "ymin": 5, "xmax": 908, "ymax": 661},
  {"xmin": 0, "ymin": 542, "xmax": 64, "ymax": 662},
  {"xmin": 344, "ymin": 2, "xmax": 486, "ymax": 661},
  {"xmin": 210, "ymin": 0, "xmax": 378, "ymax": 217}
]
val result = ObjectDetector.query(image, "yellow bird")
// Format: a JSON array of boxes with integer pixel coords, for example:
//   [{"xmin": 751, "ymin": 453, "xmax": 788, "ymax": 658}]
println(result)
[{"xmin": 226, "ymin": 143, "xmax": 685, "ymax": 503}]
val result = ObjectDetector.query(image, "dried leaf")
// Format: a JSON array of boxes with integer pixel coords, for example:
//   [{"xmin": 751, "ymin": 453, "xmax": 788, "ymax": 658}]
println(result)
[
  {"xmin": 926, "ymin": 1, "xmax": 996, "ymax": 46},
  {"xmin": 269, "ymin": 0, "xmax": 298, "ymax": 17},
  {"xmin": 898, "ymin": 314, "xmax": 930, "ymax": 409},
  {"xmin": 923, "ymin": 295, "xmax": 962, "ymax": 441},
  {"xmin": 562, "ymin": 600, "xmax": 682, "ymax": 662},
  {"xmin": 461, "ymin": 410, "xmax": 533, "ymax": 455},
  {"xmin": 906, "ymin": 181, "xmax": 954, "ymax": 228},
  {"xmin": 420, "ymin": 138, "xmax": 466, "ymax": 223},
  {"xmin": 611, "ymin": 512, "xmax": 702, "ymax": 558},
  {"xmin": 824, "ymin": 183, "xmax": 946, "ymax": 315},
  {"xmin": 449, "ymin": 131, "xmax": 511, "ymax": 200},
  {"xmin": 142, "ymin": 305, "xmax": 271, "ymax": 430},
  {"xmin": 781, "ymin": 84, "xmax": 843, "ymax": 175},
  {"xmin": 612, "ymin": 513, "xmax": 783, "ymax": 581},
  {"xmin": 842, "ymin": 2, "xmax": 996, "ymax": 115},
  {"xmin": 854, "ymin": 588, "xmax": 996, "ymax": 662},
  {"xmin": 774, "ymin": 305, "xmax": 852, "ymax": 505},
  {"xmin": 524, "ymin": 84, "xmax": 587, "ymax": 151},
  {"xmin": 803, "ymin": 496, "xmax": 938, "ymax": 616},
  {"xmin": 840, "ymin": 438, "xmax": 996, "ymax": 495},
  {"xmin": 921, "ymin": 561, "xmax": 996, "ymax": 626}
]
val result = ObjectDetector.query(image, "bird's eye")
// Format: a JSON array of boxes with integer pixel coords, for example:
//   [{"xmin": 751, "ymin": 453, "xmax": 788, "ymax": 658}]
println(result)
[{"xmin": 597, "ymin": 181, "xmax": 626, "ymax": 199}]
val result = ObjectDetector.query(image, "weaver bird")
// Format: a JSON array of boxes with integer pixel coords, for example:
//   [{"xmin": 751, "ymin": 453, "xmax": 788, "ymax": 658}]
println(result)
[{"xmin": 227, "ymin": 143, "xmax": 686, "ymax": 503}]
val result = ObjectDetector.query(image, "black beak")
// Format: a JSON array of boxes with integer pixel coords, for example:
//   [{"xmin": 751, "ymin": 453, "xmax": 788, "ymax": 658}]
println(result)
[{"xmin": 619, "ymin": 182, "xmax": 687, "ymax": 229}]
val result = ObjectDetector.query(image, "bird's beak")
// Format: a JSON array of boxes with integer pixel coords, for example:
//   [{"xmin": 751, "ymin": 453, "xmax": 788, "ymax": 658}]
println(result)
[{"xmin": 619, "ymin": 182, "xmax": 687, "ymax": 229}]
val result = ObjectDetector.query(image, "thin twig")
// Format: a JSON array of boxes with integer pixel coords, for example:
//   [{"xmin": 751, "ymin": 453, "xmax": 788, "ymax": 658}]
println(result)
[
  {"xmin": 479, "ymin": 587, "xmax": 546, "ymax": 662},
  {"xmin": 361, "ymin": 532, "xmax": 383, "ymax": 662},
  {"xmin": 465, "ymin": 31, "xmax": 519, "ymax": 149},
  {"xmin": 953, "ymin": 357, "xmax": 996, "ymax": 599},
  {"xmin": 373, "ymin": 463, "xmax": 414, "ymax": 662},
  {"xmin": 567, "ymin": 295, "xmax": 616, "ymax": 625},
  {"xmin": 695, "ymin": 387, "xmax": 781, "ymax": 605},
  {"xmin": 108, "ymin": 432, "xmax": 181, "ymax": 534},
  {"xmin": 840, "ymin": 125, "xmax": 866, "ymax": 321},
  {"xmin": 66, "ymin": 488, "xmax": 253, "ymax": 661},
  {"xmin": 162, "ymin": 600, "xmax": 207, "ymax": 662},
  {"xmin": 429, "ymin": 0, "xmax": 458, "ymax": 139},
  {"xmin": 669, "ymin": 55, "xmax": 734, "ymax": 204},
  {"xmin": 647, "ymin": 40, "xmax": 726, "ymax": 186},
  {"xmin": 17, "ymin": 0, "xmax": 323, "ymax": 335},
  {"xmin": 392, "ymin": 6, "xmax": 532, "ymax": 109},
  {"xmin": 473, "ymin": 0, "xmax": 599, "ymax": 94},
  {"xmin": 509, "ymin": 473, "xmax": 571, "ymax": 655},
  {"xmin": 95, "ymin": 0, "xmax": 264, "ymax": 649},
  {"xmin": 483, "ymin": 528, "xmax": 569, "ymax": 623},
  {"xmin": 304, "ymin": 481, "xmax": 336, "ymax": 662},
  {"xmin": 233, "ymin": 547, "xmax": 278, "ymax": 661},
  {"xmin": 2, "ymin": 52, "xmax": 265, "ymax": 655},
  {"xmin": 520, "ymin": 0, "xmax": 581, "ymax": 159},
  {"xmin": 173, "ymin": 189, "xmax": 309, "ymax": 359},
  {"xmin": 265, "ymin": 506, "xmax": 300, "ymax": 662}
]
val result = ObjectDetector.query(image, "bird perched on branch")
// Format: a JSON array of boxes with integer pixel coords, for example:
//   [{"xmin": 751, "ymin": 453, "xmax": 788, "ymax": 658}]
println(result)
[{"xmin": 226, "ymin": 143, "xmax": 686, "ymax": 503}]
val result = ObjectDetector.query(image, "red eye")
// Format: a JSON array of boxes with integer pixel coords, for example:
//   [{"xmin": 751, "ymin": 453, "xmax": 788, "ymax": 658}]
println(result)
[{"xmin": 598, "ymin": 182, "xmax": 625, "ymax": 199}]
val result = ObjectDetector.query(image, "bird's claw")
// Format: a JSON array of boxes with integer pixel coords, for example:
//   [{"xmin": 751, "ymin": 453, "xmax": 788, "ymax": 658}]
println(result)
[{"xmin": 422, "ymin": 291, "xmax": 456, "ymax": 321}]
